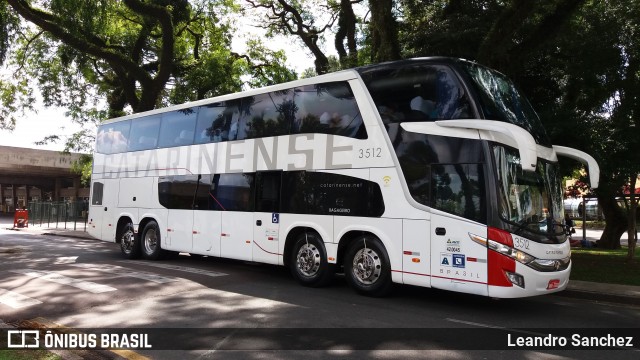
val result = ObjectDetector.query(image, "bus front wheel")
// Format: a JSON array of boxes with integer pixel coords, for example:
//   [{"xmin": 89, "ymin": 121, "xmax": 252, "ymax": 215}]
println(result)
[
  {"xmin": 290, "ymin": 232, "xmax": 335, "ymax": 287},
  {"xmin": 141, "ymin": 221, "xmax": 164, "ymax": 260},
  {"xmin": 118, "ymin": 222, "xmax": 140, "ymax": 259},
  {"xmin": 344, "ymin": 236, "xmax": 392, "ymax": 297}
]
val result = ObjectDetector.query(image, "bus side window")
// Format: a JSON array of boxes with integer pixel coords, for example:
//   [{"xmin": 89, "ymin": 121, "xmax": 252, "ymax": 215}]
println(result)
[
  {"xmin": 431, "ymin": 163, "xmax": 486, "ymax": 223},
  {"xmin": 91, "ymin": 182, "xmax": 104, "ymax": 205},
  {"xmin": 244, "ymin": 92, "xmax": 293, "ymax": 139},
  {"xmin": 292, "ymin": 82, "xmax": 366, "ymax": 139},
  {"xmin": 195, "ymin": 103, "xmax": 226, "ymax": 144},
  {"xmin": 210, "ymin": 173, "xmax": 255, "ymax": 212},
  {"xmin": 128, "ymin": 115, "xmax": 161, "ymax": 151},
  {"xmin": 158, "ymin": 108, "xmax": 198, "ymax": 148},
  {"xmin": 96, "ymin": 120, "xmax": 130, "ymax": 154},
  {"xmin": 256, "ymin": 172, "xmax": 281, "ymax": 213}
]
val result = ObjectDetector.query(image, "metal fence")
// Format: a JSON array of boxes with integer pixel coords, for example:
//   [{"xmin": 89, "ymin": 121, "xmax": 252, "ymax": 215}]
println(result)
[{"xmin": 27, "ymin": 200, "xmax": 88, "ymax": 231}]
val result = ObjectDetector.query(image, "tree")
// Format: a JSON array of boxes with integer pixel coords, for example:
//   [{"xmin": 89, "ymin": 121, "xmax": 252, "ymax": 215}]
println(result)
[
  {"xmin": 400, "ymin": 0, "xmax": 639, "ymax": 251},
  {"xmin": 368, "ymin": 0, "xmax": 400, "ymax": 62},
  {"xmin": 245, "ymin": 0, "xmax": 337, "ymax": 74}
]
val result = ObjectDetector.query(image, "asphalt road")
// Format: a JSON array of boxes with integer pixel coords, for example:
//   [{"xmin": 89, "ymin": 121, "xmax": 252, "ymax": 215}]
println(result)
[{"xmin": 1, "ymin": 224, "xmax": 639, "ymax": 359}]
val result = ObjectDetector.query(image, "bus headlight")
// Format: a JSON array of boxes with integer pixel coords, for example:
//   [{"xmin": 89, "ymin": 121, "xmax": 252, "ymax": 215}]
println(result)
[
  {"xmin": 487, "ymin": 240, "xmax": 534, "ymax": 265},
  {"xmin": 472, "ymin": 229, "xmax": 570, "ymax": 272},
  {"xmin": 529, "ymin": 256, "xmax": 571, "ymax": 272}
]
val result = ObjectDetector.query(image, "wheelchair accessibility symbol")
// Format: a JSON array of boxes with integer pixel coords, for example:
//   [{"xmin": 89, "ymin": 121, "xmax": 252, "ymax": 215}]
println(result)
[{"xmin": 272, "ymin": 213, "xmax": 279, "ymax": 224}]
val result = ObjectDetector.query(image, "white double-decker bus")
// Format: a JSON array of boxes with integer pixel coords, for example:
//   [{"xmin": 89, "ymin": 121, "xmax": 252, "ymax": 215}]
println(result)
[{"xmin": 88, "ymin": 58, "xmax": 599, "ymax": 298}]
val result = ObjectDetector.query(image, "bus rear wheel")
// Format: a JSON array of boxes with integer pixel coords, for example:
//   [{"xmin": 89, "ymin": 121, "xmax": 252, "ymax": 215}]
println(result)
[
  {"xmin": 290, "ymin": 232, "xmax": 334, "ymax": 287},
  {"xmin": 118, "ymin": 222, "xmax": 139, "ymax": 259},
  {"xmin": 344, "ymin": 236, "xmax": 392, "ymax": 297},
  {"xmin": 141, "ymin": 221, "xmax": 164, "ymax": 260}
]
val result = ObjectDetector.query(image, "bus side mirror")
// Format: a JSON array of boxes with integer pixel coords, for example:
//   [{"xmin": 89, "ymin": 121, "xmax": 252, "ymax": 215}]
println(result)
[{"xmin": 553, "ymin": 145, "xmax": 600, "ymax": 189}]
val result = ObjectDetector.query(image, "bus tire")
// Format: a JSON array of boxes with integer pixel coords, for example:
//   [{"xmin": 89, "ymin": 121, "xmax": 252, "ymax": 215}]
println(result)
[
  {"xmin": 141, "ymin": 220, "xmax": 164, "ymax": 260},
  {"xmin": 290, "ymin": 232, "xmax": 335, "ymax": 287},
  {"xmin": 118, "ymin": 222, "xmax": 140, "ymax": 259},
  {"xmin": 344, "ymin": 236, "xmax": 393, "ymax": 297}
]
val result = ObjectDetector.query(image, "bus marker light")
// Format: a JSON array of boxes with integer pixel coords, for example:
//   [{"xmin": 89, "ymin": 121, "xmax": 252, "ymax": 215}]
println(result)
[
  {"xmin": 328, "ymin": 257, "xmax": 335, "ymax": 261},
  {"xmin": 412, "ymin": 258, "xmax": 420, "ymax": 263},
  {"xmin": 547, "ymin": 279, "xmax": 560, "ymax": 290},
  {"xmin": 246, "ymin": 240, "xmax": 251, "ymax": 244}
]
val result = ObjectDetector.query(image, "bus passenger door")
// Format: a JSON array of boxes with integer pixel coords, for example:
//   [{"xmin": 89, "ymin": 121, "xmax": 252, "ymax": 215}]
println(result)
[
  {"xmin": 429, "ymin": 163, "xmax": 488, "ymax": 296},
  {"xmin": 430, "ymin": 213, "xmax": 488, "ymax": 296},
  {"xmin": 253, "ymin": 172, "xmax": 282, "ymax": 265}
]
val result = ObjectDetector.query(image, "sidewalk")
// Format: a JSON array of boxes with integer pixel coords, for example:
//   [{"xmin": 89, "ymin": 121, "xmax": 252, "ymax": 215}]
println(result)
[
  {"xmin": 4, "ymin": 221, "xmax": 639, "ymax": 306},
  {"xmin": 5, "ymin": 219, "xmax": 94, "ymax": 240}
]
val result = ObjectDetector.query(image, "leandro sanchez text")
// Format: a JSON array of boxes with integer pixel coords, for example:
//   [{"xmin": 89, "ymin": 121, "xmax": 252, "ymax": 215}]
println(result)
[{"xmin": 507, "ymin": 333, "xmax": 634, "ymax": 348}]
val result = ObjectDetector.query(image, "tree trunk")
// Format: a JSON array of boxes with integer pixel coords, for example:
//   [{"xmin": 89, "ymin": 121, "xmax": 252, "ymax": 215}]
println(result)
[
  {"xmin": 335, "ymin": 0, "xmax": 358, "ymax": 69},
  {"xmin": 596, "ymin": 191, "xmax": 627, "ymax": 249},
  {"xmin": 627, "ymin": 174, "xmax": 637, "ymax": 260},
  {"xmin": 369, "ymin": 0, "xmax": 400, "ymax": 63}
]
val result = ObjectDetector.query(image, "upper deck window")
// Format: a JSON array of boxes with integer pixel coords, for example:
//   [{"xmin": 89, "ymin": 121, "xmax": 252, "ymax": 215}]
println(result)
[
  {"xmin": 95, "ymin": 120, "xmax": 130, "ymax": 154},
  {"xmin": 292, "ymin": 82, "xmax": 366, "ymax": 139},
  {"xmin": 361, "ymin": 64, "xmax": 473, "ymax": 124},
  {"xmin": 158, "ymin": 108, "xmax": 198, "ymax": 148},
  {"xmin": 128, "ymin": 115, "xmax": 161, "ymax": 152}
]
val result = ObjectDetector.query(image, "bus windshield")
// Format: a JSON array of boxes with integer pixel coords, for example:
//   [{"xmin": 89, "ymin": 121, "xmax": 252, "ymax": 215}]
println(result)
[
  {"xmin": 461, "ymin": 62, "xmax": 551, "ymax": 146},
  {"xmin": 493, "ymin": 145, "xmax": 565, "ymax": 242}
]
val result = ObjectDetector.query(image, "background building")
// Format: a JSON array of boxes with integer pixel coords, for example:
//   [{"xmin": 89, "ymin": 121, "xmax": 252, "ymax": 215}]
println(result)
[{"xmin": 0, "ymin": 146, "xmax": 89, "ymax": 212}]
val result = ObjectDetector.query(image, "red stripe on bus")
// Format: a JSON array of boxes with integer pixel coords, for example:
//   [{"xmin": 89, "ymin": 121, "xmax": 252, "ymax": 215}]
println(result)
[
  {"xmin": 209, "ymin": 193, "xmax": 226, "ymax": 211},
  {"xmin": 253, "ymin": 241, "xmax": 282, "ymax": 256}
]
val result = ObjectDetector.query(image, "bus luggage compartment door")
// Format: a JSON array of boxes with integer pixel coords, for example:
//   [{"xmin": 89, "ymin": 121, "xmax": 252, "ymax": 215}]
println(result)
[{"xmin": 99, "ymin": 179, "xmax": 120, "ymax": 242}]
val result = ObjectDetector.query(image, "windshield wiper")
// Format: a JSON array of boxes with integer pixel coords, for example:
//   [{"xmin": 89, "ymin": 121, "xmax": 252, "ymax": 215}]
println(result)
[{"xmin": 512, "ymin": 216, "xmax": 540, "ymax": 235}]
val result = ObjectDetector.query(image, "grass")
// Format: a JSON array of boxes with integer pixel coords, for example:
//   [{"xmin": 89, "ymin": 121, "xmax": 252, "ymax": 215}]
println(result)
[
  {"xmin": 0, "ymin": 349, "xmax": 61, "ymax": 360},
  {"xmin": 570, "ymin": 247, "xmax": 640, "ymax": 286},
  {"xmin": 573, "ymin": 220, "xmax": 606, "ymax": 230}
]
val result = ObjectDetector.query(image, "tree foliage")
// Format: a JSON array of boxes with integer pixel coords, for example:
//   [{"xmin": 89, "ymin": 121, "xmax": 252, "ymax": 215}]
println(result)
[{"xmin": 1, "ymin": 0, "xmax": 295, "ymax": 124}]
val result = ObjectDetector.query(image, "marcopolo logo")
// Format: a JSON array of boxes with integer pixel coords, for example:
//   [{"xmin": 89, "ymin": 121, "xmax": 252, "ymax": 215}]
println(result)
[{"xmin": 7, "ymin": 330, "xmax": 40, "ymax": 348}]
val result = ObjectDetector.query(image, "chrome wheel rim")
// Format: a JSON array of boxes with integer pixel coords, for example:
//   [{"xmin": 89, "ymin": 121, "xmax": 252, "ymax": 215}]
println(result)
[
  {"xmin": 352, "ymin": 247, "xmax": 382, "ymax": 285},
  {"xmin": 120, "ymin": 227, "xmax": 135, "ymax": 254},
  {"xmin": 144, "ymin": 228, "xmax": 158, "ymax": 254},
  {"xmin": 296, "ymin": 243, "xmax": 321, "ymax": 277}
]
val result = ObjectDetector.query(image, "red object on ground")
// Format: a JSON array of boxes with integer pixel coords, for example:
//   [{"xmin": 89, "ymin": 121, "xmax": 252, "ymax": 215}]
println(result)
[{"xmin": 13, "ymin": 209, "xmax": 29, "ymax": 228}]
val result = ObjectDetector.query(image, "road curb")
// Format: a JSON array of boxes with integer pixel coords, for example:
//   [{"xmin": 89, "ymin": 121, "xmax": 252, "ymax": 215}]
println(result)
[
  {"xmin": 556, "ymin": 288, "xmax": 639, "ymax": 306},
  {"xmin": 41, "ymin": 232, "xmax": 96, "ymax": 241}
]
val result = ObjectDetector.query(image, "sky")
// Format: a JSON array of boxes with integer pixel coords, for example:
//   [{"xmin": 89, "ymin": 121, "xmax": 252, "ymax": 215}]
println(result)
[{"xmin": 0, "ymin": 16, "xmax": 319, "ymax": 153}]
